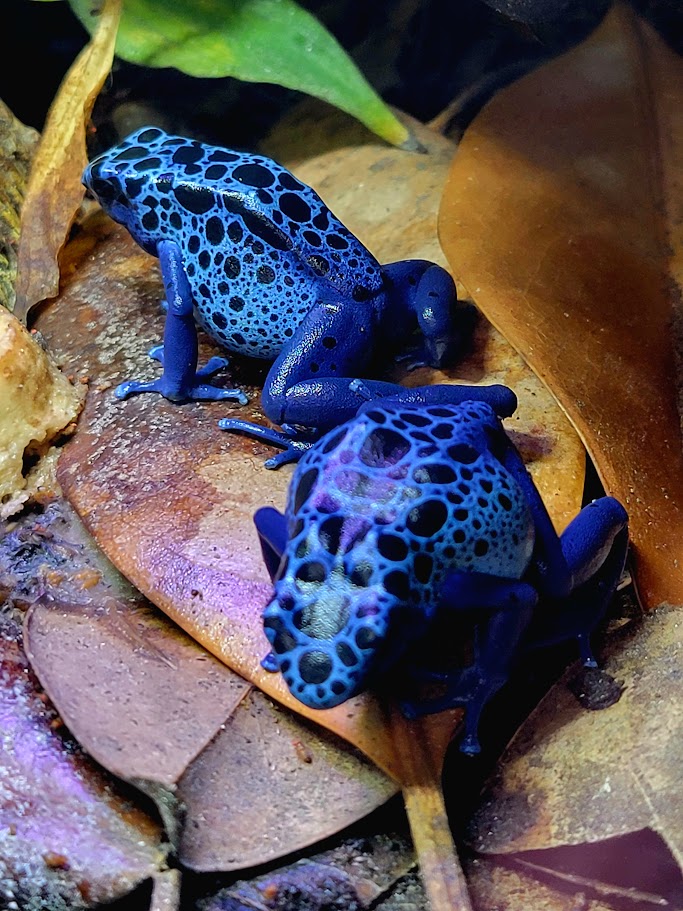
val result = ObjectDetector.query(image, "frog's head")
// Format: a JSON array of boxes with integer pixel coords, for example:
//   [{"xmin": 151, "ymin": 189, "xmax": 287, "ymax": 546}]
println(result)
[
  {"xmin": 263, "ymin": 565, "xmax": 409, "ymax": 710},
  {"xmin": 82, "ymin": 127, "xmax": 181, "ymax": 254}
]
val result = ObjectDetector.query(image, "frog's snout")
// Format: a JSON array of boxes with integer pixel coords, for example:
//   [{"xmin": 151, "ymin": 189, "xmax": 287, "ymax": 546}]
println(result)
[
  {"xmin": 82, "ymin": 156, "xmax": 121, "ymax": 202},
  {"xmin": 82, "ymin": 156, "xmax": 103, "ymax": 191}
]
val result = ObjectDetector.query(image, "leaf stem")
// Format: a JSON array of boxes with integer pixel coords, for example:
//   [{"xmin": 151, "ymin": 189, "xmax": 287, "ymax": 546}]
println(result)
[{"xmin": 390, "ymin": 707, "xmax": 473, "ymax": 911}]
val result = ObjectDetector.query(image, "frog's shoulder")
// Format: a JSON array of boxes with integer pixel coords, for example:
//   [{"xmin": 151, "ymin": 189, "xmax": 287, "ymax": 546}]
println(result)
[{"xmin": 119, "ymin": 127, "xmax": 384, "ymax": 298}]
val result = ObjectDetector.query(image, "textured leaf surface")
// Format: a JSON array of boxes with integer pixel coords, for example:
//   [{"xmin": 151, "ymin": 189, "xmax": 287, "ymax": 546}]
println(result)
[
  {"xmin": 439, "ymin": 5, "xmax": 683, "ymax": 610},
  {"xmin": 5, "ymin": 498, "xmax": 394, "ymax": 872},
  {"xmin": 0, "ymin": 611, "xmax": 165, "ymax": 909},
  {"xmin": 14, "ymin": 0, "xmax": 121, "ymax": 322},
  {"xmin": 67, "ymin": 0, "xmax": 411, "ymax": 148},
  {"xmin": 465, "ymin": 605, "xmax": 683, "ymax": 901},
  {"xmin": 0, "ymin": 99, "xmax": 37, "ymax": 311},
  {"xmin": 198, "ymin": 834, "xmax": 419, "ymax": 911},
  {"xmin": 177, "ymin": 691, "xmax": 398, "ymax": 871}
]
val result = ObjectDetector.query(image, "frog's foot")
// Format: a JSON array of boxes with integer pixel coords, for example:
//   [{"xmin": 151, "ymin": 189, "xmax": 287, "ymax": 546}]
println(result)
[
  {"xmin": 117, "ymin": 344, "xmax": 247, "ymax": 404},
  {"xmin": 115, "ymin": 375, "xmax": 248, "ymax": 404},
  {"xmin": 218, "ymin": 418, "xmax": 315, "ymax": 468},
  {"xmin": 399, "ymin": 664, "xmax": 505, "ymax": 755},
  {"xmin": 393, "ymin": 345, "xmax": 432, "ymax": 372}
]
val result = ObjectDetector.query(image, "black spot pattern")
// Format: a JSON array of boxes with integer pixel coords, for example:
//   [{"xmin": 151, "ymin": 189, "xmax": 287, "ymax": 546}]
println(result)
[
  {"xmin": 82, "ymin": 126, "xmax": 383, "ymax": 360},
  {"xmin": 261, "ymin": 399, "xmax": 536, "ymax": 712}
]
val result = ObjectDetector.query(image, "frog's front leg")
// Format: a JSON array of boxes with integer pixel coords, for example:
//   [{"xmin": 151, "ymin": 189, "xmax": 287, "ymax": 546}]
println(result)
[
  {"xmin": 220, "ymin": 293, "xmax": 517, "ymax": 467},
  {"xmin": 526, "ymin": 496, "xmax": 629, "ymax": 664},
  {"xmin": 253, "ymin": 506, "xmax": 288, "ymax": 583},
  {"xmin": 253, "ymin": 506, "xmax": 288, "ymax": 672},
  {"xmin": 399, "ymin": 570, "xmax": 539, "ymax": 754},
  {"xmin": 115, "ymin": 240, "xmax": 248, "ymax": 405}
]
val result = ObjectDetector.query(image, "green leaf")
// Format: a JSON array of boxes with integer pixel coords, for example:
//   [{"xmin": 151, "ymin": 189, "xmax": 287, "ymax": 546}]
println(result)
[{"xmin": 67, "ymin": 0, "xmax": 413, "ymax": 148}]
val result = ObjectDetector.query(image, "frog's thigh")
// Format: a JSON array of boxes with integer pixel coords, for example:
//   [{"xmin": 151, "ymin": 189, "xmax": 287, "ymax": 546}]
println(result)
[{"xmin": 262, "ymin": 291, "xmax": 375, "ymax": 423}]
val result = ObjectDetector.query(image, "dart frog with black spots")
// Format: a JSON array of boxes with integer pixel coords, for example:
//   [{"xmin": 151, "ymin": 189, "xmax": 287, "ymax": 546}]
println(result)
[
  {"xmin": 83, "ymin": 126, "xmax": 478, "ymax": 467},
  {"xmin": 254, "ymin": 391, "xmax": 629, "ymax": 753}
]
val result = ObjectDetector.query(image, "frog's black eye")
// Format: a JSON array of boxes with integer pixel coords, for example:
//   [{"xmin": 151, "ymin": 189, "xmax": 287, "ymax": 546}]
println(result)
[{"xmin": 88, "ymin": 175, "xmax": 122, "ymax": 206}]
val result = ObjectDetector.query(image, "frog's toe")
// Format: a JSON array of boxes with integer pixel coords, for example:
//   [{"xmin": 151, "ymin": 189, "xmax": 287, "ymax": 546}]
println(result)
[
  {"xmin": 394, "ymin": 344, "xmax": 429, "ymax": 372},
  {"xmin": 264, "ymin": 444, "xmax": 311, "ymax": 470},
  {"xmin": 459, "ymin": 731, "xmax": 482, "ymax": 756},
  {"xmin": 196, "ymin": 355, "xmax": 230, "ymax": 378},
  {"xmin": 115, "ymin": 378, "xmax": 164, "ymax": 400},
  {"xmin": 261, "ymin": 651, "xmax": 279, "ymax": 672},
  {"xmin": 219, "ymin": 418, "xmax": 312, "ymax": 467},
  {"xmin": 192, "ymin": 383, "xmax": 248, "ymax": 404},
  {"xmin": 148, "ymin": 344, "xmax": 165, "ymax": 364}
]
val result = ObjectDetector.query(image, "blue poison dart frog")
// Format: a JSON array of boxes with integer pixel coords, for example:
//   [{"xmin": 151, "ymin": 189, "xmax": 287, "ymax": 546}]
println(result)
[
  {"xmin": 254, "ymin": 393, "xmax": 629, "ymax": 754},
  {"xmin": 82, "ymin": 127, "xmax": 489, "ymax": 467}
]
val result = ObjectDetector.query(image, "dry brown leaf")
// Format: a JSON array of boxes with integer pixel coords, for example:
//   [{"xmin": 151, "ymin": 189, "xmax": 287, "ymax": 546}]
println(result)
[
  {"xmin": 25, "ymin": 598, "xmax": 252, "ymax": 792},
  {"xmin": 0, "ymin": 611, "xmax": 165, "ymax": 909},
  {"xmin": 14, "ymin": 0, "xmax": 121, "ymax": 322},
  {"xmin": 439, "ymin": 4, "xmax": 683, "ymax": 610},
  {"xmin": 177, "ymin": 691, "xmax": 397, "ymax": 871},
  {"xmin": 0, "ymin": 99, "xmax": 38, "ymax": 311},
  {"xmin": 467, "ymin": 606, "xmax": 683, "ymax": 879},
  {"xmin": 5, "ymin": 499, "xmax": 394, "ymax": 872},
  {"xmin": 197, "ymin": 834, "xmax": 418, "ymax": 911},
  {"xmin": 0, "ymin": 308, "xmax": 84, "ymax": 516},
  {"xmin": 464, "ymin": 852, "xmax": 655, "ymax": 911}
]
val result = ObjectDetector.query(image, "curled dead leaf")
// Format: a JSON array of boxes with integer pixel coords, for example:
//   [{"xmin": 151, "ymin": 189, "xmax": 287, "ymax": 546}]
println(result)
[
  {"xmin": 0, "ymin": 99, "xmax": 38, "ymax": 311},
  {"xmin": 14, "ymin": 0, "xmax": 121, "ymax": 322},
  {"xmin": 439, "ymin": 4, "xmax": 683, "ymax": 610},
  {"xmin": 5, "ymin": 499, "xmax": 395, "ymax": 872}
]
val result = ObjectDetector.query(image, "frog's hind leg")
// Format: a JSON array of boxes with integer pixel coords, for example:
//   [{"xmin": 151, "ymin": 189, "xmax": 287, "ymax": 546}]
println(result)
[
  {"xmin": 219, "ymin": 273, "xmax": 516, "ymax": 466},
  {"xmin": 219, "ymin": 420, "xmax": 317, "ymax": 468},
  {"xmin": 526, "ymin": 496, "xmax": 629, "ymax": 665},
  {"xmin": 115, "ymin": 240, "xmax": 248, "ymax": 405},
  {"xmin": 400, "ymin": 570, "xmax": 538, "ymax": 754},
  {"xmin": 222, "ymin": 381, "xmax": 517, "ymax": 468}
]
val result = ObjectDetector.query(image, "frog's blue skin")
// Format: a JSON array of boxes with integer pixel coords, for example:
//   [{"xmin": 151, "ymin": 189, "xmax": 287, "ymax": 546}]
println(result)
[
  {"xmin": 82, "ymin": 126, "xmax": 481, "ymax": 466},
  {"xmin": 255, "ymin": 393, "xmax": 629, "ymax": 754}
]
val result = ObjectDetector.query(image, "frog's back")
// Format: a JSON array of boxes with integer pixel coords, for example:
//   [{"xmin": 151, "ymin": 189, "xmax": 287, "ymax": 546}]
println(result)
[
  {"xmin": 85, "ymin": 127, "xmax": 383, "ymax": 359},
  {"xmin": 264, "ymin": 400, "xmax": 536, "ymax": 709}
]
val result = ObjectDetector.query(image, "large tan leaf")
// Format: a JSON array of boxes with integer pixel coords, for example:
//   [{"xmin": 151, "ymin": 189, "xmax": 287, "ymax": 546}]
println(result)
[
  {"xmin": 465, "ymin": 605, "xmax": 683, "ymax": 904},
  {"xmin": 439, "ymin": 3, "xmax": 683, "ymax": 610}
]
